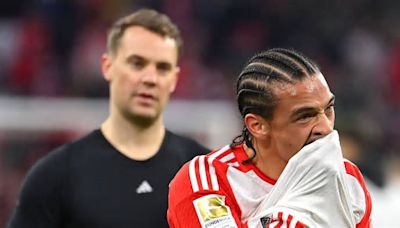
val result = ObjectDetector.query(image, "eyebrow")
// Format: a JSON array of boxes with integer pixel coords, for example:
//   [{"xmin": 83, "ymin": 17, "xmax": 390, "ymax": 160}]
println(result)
[
  {"xmin": 126, "ymin": 54, "xmax": 173, "ymax": 67},
  {"xmin": 290, "ymin": 95, "xmax": 335, "ymax": 119},
  {"xmin": 126, "ymin": 54, "xmax": 146, "ymax": 62}
]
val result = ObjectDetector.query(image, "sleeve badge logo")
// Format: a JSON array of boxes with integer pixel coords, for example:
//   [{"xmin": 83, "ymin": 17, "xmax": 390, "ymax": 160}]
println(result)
[{"xmin": 193, "ymin": 194, "xmax": 237, "ymax": 228}]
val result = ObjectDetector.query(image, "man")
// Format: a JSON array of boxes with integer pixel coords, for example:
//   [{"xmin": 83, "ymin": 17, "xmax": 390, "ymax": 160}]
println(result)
[
  {"xmin": 168, "ymin": 48, "xmax": 372, "ymax": 227},
  {"xmin": 8, "ymin": 9, "xmax": 208, "ymax": 227}
]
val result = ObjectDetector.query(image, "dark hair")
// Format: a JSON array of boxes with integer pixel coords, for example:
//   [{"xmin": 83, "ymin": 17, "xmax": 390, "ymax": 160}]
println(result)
[
  {"xmin": 231, "ymin": 48, "xmax": 320, "ymax": 163},
  {"xmin": 106, "ymin": 9, "xmax": 183, "ymax": 59}
]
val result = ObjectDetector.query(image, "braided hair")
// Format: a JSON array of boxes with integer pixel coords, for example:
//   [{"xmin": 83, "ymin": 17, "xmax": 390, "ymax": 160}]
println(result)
[{"xmin": 231, "ymin": 48, "xmax": 320, "ymax": 163}]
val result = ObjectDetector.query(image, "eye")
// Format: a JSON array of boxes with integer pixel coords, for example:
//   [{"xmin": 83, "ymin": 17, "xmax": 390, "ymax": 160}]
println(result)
[
  {"xmin": 156, "ymin": 62, "xmax": 172, "ymax": 74},
  {"xmin": 296, "ymin": 113, "xmax": 315, "ymax": 123},
  {"xmin": 127, "ymin": 56, "xmax": 147, "ymax": 70},
  {"xmin": 325, "ymin": 104, "xmax": 335, "ymax": 115},
  {"xmin": 130, "ymin": 59, "xmax": 145, "ymax": 70},
  {"xmin": 292, "ymin": 108, "xmax": 318, "ymax": 123}
]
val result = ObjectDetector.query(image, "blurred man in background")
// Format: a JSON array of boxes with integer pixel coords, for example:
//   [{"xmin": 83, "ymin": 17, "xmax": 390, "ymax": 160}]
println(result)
[
  {"xmin": 168, "ymin": 48, "xmax": 372, "ymax": 227},
  {"xmin": 8, "ymin": 9, "xmax": 208, "ymax": 227}
]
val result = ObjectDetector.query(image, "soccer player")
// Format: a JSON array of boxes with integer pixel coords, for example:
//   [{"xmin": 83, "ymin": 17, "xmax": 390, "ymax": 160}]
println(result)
[
  {"xmin": 8, "ymin": 9, "xmax": 208, "ymax": 227},
  {"xmin": 168, "ymin": 48, "xmax": 372, "ymax": 227}
]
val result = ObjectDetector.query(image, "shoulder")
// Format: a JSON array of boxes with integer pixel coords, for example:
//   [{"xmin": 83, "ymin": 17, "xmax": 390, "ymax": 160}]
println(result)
[
  {"xmin": 8, "ymin": 130, "xmax": 105, "ymax": 227},
  {"xmin": 168, "ymin": 145, "xmax": 242, "ymax": 227},
  {"xmin": 169, "ymin": 145, "xmax": 234, "ymax": 204},
  {"xmin": 343, "ymin": 159, "xmax": 372, "ymax": 227},
  {"xmin": 63, "ymin": 129, "xmax": 105, "ymax": 153},
  {"xmin": 168, "ymin": 159, "xmax": 193, "ymax": 207},
  {"xmin": 343, "ymin": 160, "xmax": 370, "ymax": 201},
  {"xmin": 164, "ymin": 130, "xmax": 210, "ymax": 156},
  {"xmin": 26, "ymin": 130, "xmax": 102, "ymax": 181}
]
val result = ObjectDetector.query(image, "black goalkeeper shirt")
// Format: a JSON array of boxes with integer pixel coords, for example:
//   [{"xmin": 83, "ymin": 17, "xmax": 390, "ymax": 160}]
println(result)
[{"xmin": 8, "ymin": 129, "xmax": 209, "ymax": 228}]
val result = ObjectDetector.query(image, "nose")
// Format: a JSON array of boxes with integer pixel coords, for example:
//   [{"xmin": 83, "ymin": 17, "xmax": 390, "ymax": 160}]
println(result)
[
  {"xmin": 141, "ymin": 65, "xmax": 158, "ymax": 85},
  {"xmin": 312, "ymin": 113, "xmax": 334, "ymax": 138}
]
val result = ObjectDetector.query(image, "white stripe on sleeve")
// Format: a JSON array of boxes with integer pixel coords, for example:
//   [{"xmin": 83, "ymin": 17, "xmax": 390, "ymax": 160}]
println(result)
[
  {"xmin": 189, "ymin": 156, "xmax": 199, "ymax": 192},
  {"xmin": 199, "ymin": 155, "xmax": 209, "ymax": 190}
]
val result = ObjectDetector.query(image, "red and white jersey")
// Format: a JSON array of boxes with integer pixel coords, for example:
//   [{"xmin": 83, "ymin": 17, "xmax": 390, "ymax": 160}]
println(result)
[{"xmin": 168, "ymin": 144, "xmax": 372, "ymax": 228}]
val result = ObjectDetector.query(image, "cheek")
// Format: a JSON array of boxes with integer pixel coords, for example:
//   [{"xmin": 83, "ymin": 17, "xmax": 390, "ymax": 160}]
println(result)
[
  {"xmin": 161, "ymin": 77, "xmax": 177, "ymax": 94},
  {"xmin": 330, "ymin": 112, "xmax": 336, "ymax": 126},
  {"xmin": 281, "ymin": 136, "xmax": 300, "ymax": 157},
  {"xmin": 113, "ymin": 77, "xmax": 129, "ymax": 93},
  {"xmin": 279, "ymin": 128, "xmax": 311, "ymax": 158},
  {"xmin": 117, "ymin": 72, "xmax": 141, "ymax": 89}
]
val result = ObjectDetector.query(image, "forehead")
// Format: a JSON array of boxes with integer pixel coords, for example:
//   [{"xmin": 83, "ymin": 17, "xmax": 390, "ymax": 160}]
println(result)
[
  {"xmin": 117, "ymin": 26, "xmax": 178, "ymax": 63},
  {"xmin": 273, "ymin": 74, "xmax": 333, "ymax": 113}
]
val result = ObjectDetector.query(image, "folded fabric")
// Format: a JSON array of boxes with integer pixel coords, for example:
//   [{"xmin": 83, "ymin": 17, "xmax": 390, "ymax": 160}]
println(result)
[{"xmin": 247, "ymin": 130, "xmax": 355, "ymax": 227}]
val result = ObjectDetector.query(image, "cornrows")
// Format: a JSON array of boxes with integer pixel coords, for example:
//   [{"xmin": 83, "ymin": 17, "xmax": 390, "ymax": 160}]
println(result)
[
  {"xmin": 236, "ymin": 48, "xmax": 319, "ymax": 118},
  {"xmin": 231, "ymin": 48, "xmax": 320, "ymax": 163}
]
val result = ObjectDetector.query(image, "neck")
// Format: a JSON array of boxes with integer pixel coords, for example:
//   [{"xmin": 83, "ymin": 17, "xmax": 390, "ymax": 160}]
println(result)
[
  {"xmin": 244, "ymin": 143, "xmax": 287, "ymax": 180},
  {"xmin": 101, "ymin": 111, "xmax": 165, "ymax": 161}
]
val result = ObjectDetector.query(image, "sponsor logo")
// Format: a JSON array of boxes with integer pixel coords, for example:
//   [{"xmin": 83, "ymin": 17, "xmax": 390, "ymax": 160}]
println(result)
[
  {"xmin": 136, "ymin": 180, "xmax": 153, "ymax": 194},
  {"xmin": 193, "ymin": 194, "xmax": 237, "ymax": 228}
]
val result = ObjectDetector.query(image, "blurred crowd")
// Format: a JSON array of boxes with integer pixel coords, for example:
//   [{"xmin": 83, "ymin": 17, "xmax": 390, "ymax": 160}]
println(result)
[{"xmin": 1, "ymin": 0, "xmax": 400, "ymax": 226}]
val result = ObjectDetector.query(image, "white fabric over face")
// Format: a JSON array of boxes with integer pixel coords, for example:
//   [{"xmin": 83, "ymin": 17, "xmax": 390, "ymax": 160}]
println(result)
[{"xmin": 247, "ymin": 130, "xmax": 356, "ymax": 228}]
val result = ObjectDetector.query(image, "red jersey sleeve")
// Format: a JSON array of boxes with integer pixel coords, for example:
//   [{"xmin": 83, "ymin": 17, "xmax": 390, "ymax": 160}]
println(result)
[
  {"xmin": 168, "ymin": 157, "xmax": 242, "ymax": 228},
  {"xmin": 344, "ymin": 160, "xmax": 373, "ymax": 228}
]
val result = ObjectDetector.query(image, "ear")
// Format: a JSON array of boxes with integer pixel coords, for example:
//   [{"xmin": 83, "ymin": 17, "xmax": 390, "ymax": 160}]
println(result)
[
  {"xmin": 244, "ymin": 113, "xmax": 270, "ymax": 140},
  {"xmin": 101, "ymin": 53, "xmax": 113, "ymax": 82},
  {"xmin": 169, "ymin": 66, "xmax": 180, "ymax": 93}
]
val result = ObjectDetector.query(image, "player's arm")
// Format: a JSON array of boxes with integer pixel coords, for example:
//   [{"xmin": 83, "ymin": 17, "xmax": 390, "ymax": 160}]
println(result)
[
  {"xmin": 265, "ymin": 160, "xmax": 373, "ymax": 228},
  {"xmin": 168, "ymin": 192, "xmax": 242, "ymax": 228},
  {"xmin": 168, "ymin": 159, "xmax": 242, "ymax": 228},
  {"xmin": 344, "ymin": 161, "xmax": 373, "ymax": 228},
  {"xmin": 7, "ymin": 149, "xmax": 65, "ymax": 228}
]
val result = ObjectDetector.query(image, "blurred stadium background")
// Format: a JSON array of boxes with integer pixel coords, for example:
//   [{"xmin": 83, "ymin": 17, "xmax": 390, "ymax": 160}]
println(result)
[{"xmin": 0, "ymin": 0, "xmax": 399, "ymax": 227}]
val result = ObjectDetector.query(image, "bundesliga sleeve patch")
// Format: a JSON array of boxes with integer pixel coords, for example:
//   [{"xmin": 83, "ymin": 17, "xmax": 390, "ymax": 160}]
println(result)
[{"xmin": 193, "ymin": 194, "xmax": 237, "ymax": 228}]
